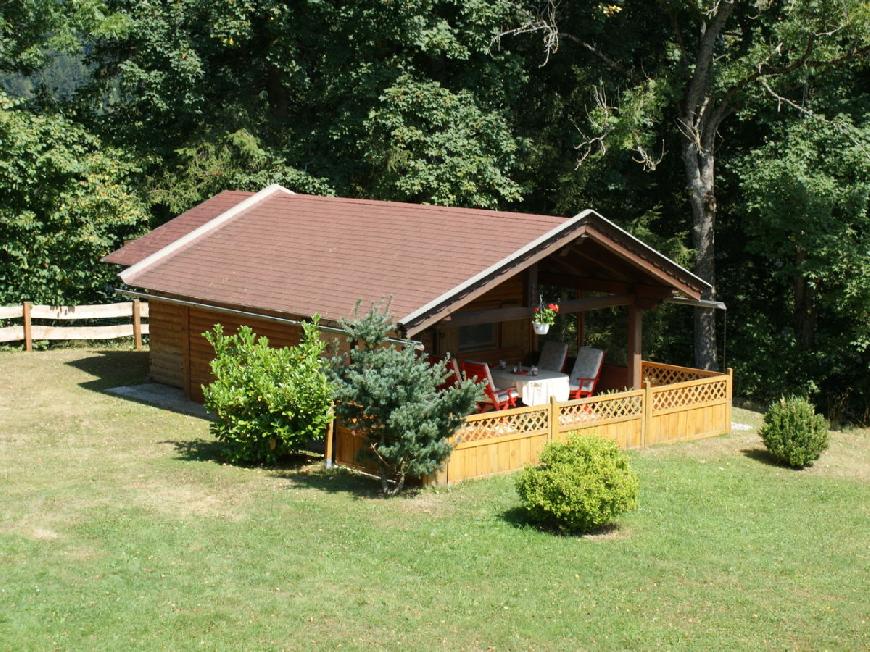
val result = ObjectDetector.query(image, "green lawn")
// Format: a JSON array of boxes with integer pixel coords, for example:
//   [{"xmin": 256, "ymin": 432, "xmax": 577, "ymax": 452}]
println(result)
[{"xmin": 1, "ymin": 348, "xmax": 868, "ymax": 650}]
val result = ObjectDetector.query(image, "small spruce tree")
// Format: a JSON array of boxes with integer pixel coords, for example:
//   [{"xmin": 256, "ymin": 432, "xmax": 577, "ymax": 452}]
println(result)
[{"xmin": 331, "ymin": 303, "xmax": 482, "ymax": 495}]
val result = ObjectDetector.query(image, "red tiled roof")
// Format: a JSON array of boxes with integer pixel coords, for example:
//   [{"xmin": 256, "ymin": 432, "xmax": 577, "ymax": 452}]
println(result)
[
  {"xmin": 117, "ymin": 187, "xmax": 567, "ymax": 327},
  {"xmin": 102, "ymin": 191, "xmax": 255, "ymax": 265}
]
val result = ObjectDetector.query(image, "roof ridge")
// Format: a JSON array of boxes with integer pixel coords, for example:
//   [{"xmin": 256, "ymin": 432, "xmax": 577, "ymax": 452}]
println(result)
[
  {"xmin": 279, "ymin": 192, "xmax": 566, "ymax": 222},
  {"xmin": 121, "ymin": 185, "xmax": 294, "ymax": 284}
]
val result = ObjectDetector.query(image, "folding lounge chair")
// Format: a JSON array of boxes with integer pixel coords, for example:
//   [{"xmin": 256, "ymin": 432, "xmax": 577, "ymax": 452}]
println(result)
[
  {"xmin": 568, "ymin": 347, "xmax": 605, "ymax": 399},
  {"xmin": 461, "ymin": 360, "xmax": 519, "ymax": 412},
  {"xmin": 537, "ymin": 340, "xmax": 568, "ymax": 372}
]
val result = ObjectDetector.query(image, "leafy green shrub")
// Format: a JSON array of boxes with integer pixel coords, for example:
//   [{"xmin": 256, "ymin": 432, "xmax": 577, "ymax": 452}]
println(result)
[
  {"xmin": 759, "ymin": 396, "xmax": 829, "ymax": 468},
  {"xmin": 516, "ymin": 435, "xmax": 639, "ymax": 534},
  {"xmin": 202, "ymin": 320, "xmax": 333, "ymax": 465},
  {"xmin": 331, "ymin": 303, "xmax": 482, "ymax": 495}
]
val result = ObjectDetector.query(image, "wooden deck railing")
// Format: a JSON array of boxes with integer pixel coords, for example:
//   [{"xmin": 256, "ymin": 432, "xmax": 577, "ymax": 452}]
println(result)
[
  {"xmin": 0, "ymin": 300, "xmax": 149, "ymax": 350},
  {"xmin": 641, "ymin": 360, "xmax": 720, "ymax": 386},
  {"xmin": 334, "ymin": 362, "xmax": 733, "ymax": 486}
]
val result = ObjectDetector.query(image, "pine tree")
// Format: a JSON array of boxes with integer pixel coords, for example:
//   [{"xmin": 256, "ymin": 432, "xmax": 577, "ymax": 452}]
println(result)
[{"xmin": 331, "ymin": 303, "xmax": 482, "ymax": 495}]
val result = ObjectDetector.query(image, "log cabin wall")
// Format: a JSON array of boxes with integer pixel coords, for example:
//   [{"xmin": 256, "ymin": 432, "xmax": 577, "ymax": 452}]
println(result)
[
  {"xmin": 147, "ymin": 300, "xmax": 188, "ymax": 389},
  {"xmin": 186, "ymin": 307, "xmax": 303, "ymax": 402},
  {"xmin": 433, "ymin": 274, "xmax": 531, "ymax": 364}
]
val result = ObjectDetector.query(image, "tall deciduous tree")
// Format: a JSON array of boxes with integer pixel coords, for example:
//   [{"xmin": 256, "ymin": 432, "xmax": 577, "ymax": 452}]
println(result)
[
  {"xmin": 0, "ymin": 94, "xmax": 149, "ymax": 304},
  {"xmin": 81, "ymin": 0, "xmax": 526, "ymax": 210},
  {"xmin": 730, "ymin": 116, "xmax": 870, "ymax": 422},
  {"xmin": 501, "ymin": 0, "xmax": 869, "ymax": 368}
]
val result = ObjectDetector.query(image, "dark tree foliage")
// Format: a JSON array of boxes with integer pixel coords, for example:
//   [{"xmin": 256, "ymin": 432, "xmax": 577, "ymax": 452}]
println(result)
[{"xmin": 0, "ymin": 0, "xmax": 867, "ymax": 420}]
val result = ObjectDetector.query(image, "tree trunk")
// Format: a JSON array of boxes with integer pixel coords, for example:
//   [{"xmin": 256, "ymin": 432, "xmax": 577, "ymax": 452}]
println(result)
[
  {"xmin": 682, "ymin": 140, "xmax": 718, "ymax": 370},
  {"xmin": 793, "ymin": 250, "xmax": 816, "ymax": 348}
]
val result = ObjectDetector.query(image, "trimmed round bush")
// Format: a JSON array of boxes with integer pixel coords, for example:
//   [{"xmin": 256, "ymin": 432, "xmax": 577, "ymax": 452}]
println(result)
[
  {"xmin": 759, "ymin": 396, "xmax": 829, "ymax": 468},
  {"xmin": 515, "ymin": 435, "xmax": 639, "ymax": 534}
]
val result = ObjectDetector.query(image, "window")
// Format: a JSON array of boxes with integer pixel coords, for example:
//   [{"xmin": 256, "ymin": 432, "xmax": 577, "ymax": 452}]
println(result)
[{"xmin": 458, "ymin": 323, "xmax": 497, "ymax": 352}]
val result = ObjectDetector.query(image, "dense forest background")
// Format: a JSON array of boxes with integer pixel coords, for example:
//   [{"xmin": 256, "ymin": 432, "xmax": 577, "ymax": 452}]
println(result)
[{"xmin": 1, "ymin": 0, "xmax": 868, "ymax": 422}]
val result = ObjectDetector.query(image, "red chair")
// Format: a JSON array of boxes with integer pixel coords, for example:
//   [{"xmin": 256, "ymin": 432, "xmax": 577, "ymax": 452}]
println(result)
[
  {"xmin": 427, "ymin": 354, "xmax": 461, "ymax": 391},
  {"xmin": 568, "ymin": 347, "xmax": 605, "ymax": 399},
  {"xmin": 461, "ymin": 360, "xmax": 519, "ymax": 412}
]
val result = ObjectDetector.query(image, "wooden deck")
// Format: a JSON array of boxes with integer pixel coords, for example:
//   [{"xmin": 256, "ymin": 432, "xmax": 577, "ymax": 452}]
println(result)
[{"xmin": 333, "ymin": 361, "xmax": 733, "ymax": 485}]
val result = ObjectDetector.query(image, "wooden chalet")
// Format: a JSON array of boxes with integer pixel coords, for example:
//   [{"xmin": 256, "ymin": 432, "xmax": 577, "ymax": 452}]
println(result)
[{"xmin": 105, "ymin": 184, "xmax": 732, "ymax": 484}]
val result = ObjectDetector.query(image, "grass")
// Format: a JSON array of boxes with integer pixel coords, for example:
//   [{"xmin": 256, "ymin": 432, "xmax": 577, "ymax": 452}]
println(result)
[{"xmin": 1, "ymin": 348, "xmax": 868, "ymax": 651}]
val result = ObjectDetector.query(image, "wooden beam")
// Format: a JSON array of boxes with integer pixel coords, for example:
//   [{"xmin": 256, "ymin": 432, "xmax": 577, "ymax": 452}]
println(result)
[
  {"xmin": 627, "ymin": 304, "xmax": 644, "ymax": 389},
  {"xmin": 561, "ymin": 294, "xmax": 634, "ymax": 314},
  {"xmin": 442, "ymin": 294, "xmax": 634, "ymax": 328},
  {"xmin": 525, "ymin": 265, "xmax": 538, "ymax": 307},
  {"xmin": 572, "ymin": 248, "xmax": 635, "ymax": 281}
]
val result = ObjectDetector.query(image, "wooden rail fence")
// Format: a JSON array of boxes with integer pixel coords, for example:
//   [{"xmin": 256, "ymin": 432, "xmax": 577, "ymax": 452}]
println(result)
[
  {"xmin": 0, "ymin": 300, "xmax": 149, "ymax": 351},
  {"xmin": 334, "ymin": 362, "xmax": 733, "ymax": 486}
]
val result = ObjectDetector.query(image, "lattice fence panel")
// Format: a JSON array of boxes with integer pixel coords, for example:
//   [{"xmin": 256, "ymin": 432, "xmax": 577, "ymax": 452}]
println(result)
[
  {"xmin": 652, "ymin": 379, "xmax": 727, "ymax": 412},
  {"xmin": 455, "ymin": 408, "xmax": 549, "ymax": 443},
  {"xmin": 558, "ymin": 393, "xmax": 643, "ymax": 428},
  {"xmin": 642, "ymin": 364, "xmax": 705, "ymax": 386}
]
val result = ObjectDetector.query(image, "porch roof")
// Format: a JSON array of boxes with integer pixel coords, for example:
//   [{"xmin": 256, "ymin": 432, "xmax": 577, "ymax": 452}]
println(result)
[{"xmin": 105, "ymin": 185, "xmax": 710, "ymax": 336}]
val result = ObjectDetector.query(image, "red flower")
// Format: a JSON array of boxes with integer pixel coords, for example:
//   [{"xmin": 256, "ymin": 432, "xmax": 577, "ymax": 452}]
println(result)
[
  {"xmin": 533, "ymin": 306, "xmax": 540, "ymax": 313},
  {"xmin": 548, "ymin": 303, "xmax": 559, "ymax": 312}
]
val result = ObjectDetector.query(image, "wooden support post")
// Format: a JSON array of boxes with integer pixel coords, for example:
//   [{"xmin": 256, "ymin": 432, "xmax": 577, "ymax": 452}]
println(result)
[
  {"xmin": 324, "ymin": 414, "xmax": 335, "ymax": 469},
  {"xmin": 726, "ymin": 367, "xmax": 733, "ymax": 434},
  {"xmin": 132, "ymin": 299, "xmax": 142, "ymax": 351},
  {"xmin": 576, "ymin": 288, "xmax": 585, "ymax": 352},
  {"xmin": 526, "ymin": 265, "xmax": 539, "ymax": 353},
  {"xmin": 548, "ymin": 395, "xmax": 558, "ymax": 443},
  {"xmin": 627, "ymin": 303, "xmax": 643, "ymax": 389},
  {"xmin": 641, "ymin": 380, "xmax": 652, "ymax": 448},
  {"xmin": 22, "ymin": 301, "xmax": 32, "ymax": 352}
]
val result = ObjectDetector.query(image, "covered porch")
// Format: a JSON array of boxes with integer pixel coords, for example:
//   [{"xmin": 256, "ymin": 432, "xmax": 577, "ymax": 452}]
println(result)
[
  {"xmin": 334, "ymin": 213, "xmax": 733, "ymax": 484},
  {"xmin": 407, "ymin": 212, "xmax": 719, "ymax": 406}
]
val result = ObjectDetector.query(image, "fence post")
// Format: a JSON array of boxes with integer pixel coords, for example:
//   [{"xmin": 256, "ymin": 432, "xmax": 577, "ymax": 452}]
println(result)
[
  {"xmin": 548, "ymin": 395, "xmax": 558, "ymax": 443},
  {"xmin": 132, "ymin": 299, "xmax": 142, "ymax": 350},
  {"xmin": 726, "ymin": 368, "xmax": 733, "ymax": 434},
  {"xmin": 22, "ymin": 301, "xmax": 32, "ymax": 352},
  {"xmin": 324, "ymin": 407, "xmax": 335, "ymax": 469},
  {"xmin": 641, "ymin": 380, "xmax": 652, "ymax": 448}
]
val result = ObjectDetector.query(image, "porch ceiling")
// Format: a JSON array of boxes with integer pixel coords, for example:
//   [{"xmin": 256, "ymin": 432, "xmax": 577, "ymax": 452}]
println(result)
[{"xmin": 537, "ymin": 238, "xmax": 678, "ymax": 302}]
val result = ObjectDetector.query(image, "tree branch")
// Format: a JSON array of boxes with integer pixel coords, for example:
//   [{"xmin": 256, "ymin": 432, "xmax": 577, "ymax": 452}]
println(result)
[{"xmin": 559, "ymin": 33, "xmax": 629, "ymax": 73}]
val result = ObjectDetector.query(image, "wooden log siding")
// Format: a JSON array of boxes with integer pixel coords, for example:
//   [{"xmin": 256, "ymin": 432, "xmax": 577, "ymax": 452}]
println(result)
[
  {"xmin": 147, "ymin": 300, "xmax": 189, "ymax": 389},
  {"xmin": 186, "ymin": 306, "xmax": 303, "ymax": 401},
  {"xmin": 0, "ymin": 301, "xmax": 149, "ymax": 349},
  {"xmin": 333, "ymin": 363, "xmax": 733, "ymax": 485}
]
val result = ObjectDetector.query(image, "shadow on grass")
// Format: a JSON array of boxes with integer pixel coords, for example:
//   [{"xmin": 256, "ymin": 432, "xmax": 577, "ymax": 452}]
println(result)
[
  {"xmin": 162, "ymin": 438, "xmax": 323, "ymax": 470},
  {"xmin": 65, "ymin": 349, "xmax": 149, "ymax": 391},
  {"xmin": 66, "ymin": 350, "xmax": 209, "ymax": 419},
  {"xmin": 741, "ymin": 447, "xmax": 785, "ymax": 468},
  {"xmin": 501, "ymin": 506, "xmax": 625, "ymax": 539},
  {"xmin": 275, "ymin": 466, "xmax": 384, "ymax": 499}
]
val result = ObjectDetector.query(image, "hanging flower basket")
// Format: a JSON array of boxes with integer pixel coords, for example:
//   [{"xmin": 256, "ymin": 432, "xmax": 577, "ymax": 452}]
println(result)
[{"xmin": 532, "ymin": 301, "xmax": 559, "ymax": 335}]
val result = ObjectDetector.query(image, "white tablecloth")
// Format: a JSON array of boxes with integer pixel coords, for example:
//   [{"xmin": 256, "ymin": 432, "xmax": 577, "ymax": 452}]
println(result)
[{"xmin": 490, "ymin": 367, "xmax": 570, "ymax": 406}]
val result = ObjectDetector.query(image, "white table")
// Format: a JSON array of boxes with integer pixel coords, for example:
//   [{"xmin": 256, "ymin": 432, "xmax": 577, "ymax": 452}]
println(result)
[{"xmin": 490, "ymin": 367, "xmax": 570, "ymax": 406}]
